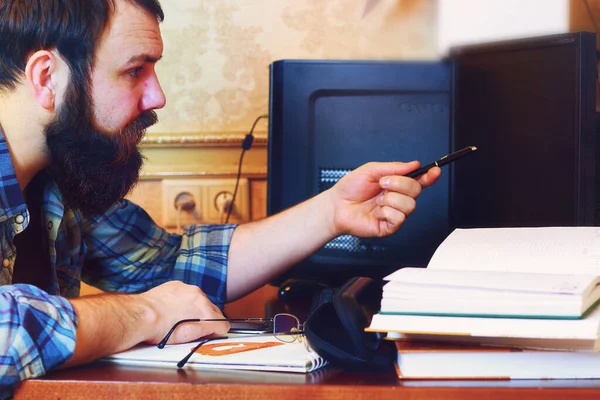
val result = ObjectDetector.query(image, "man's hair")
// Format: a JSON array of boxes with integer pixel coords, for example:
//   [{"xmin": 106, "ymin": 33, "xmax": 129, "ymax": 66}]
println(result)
[{"xmin": 0, "ymin": 0, "xmax": 164, "ymax": 92}]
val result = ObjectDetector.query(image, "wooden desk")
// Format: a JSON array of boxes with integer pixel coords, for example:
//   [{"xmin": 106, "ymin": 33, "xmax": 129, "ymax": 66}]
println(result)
[{"xmin": 14, "ymin": 362, "xmax": 600, "ymax": 400}]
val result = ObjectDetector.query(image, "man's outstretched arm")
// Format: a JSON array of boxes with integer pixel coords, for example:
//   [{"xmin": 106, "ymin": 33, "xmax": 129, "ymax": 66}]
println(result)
[{"xmin": 225, "ymin": 161, "xmax": 440, "ymax": 301}]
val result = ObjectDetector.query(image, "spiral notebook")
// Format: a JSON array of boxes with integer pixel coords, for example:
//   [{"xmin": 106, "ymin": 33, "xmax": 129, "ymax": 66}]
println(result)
[{"xmin": 102, "ymin": 334, "xmax": 327, "ymax": 373}]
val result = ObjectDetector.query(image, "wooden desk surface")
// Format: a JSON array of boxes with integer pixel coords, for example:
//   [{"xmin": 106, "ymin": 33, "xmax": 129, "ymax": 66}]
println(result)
[{"xmin": 14, "ymin": 362, "xmax": 600, "ymax": 400}]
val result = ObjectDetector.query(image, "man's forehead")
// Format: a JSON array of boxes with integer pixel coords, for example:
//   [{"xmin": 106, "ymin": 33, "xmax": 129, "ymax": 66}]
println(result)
[{"xmin": 99, "ymin": 0, "xmax": 163, "ymax": 63}]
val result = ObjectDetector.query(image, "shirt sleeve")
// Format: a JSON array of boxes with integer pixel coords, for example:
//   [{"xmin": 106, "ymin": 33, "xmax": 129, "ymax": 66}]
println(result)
[
  {"xmin": 81, "ymin": 199, "xmax": 237, "ymax": 308},
  {"xmin": 0, "ymin": 284, "xmax": 77, "ymax": 397}
]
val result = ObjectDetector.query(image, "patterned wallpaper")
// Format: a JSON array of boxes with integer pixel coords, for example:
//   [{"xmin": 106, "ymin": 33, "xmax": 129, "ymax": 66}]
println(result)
[{"xmin": 150, "ymin": 0, "xmax": 437, "ymax": 135}]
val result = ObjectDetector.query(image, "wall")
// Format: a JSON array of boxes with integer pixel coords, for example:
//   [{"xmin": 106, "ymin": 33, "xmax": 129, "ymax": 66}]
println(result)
[
  {"xmin": 151, "ymin": 0, "xmax": 437, "ymax": 135},
  {"xmin": 437, "ymin": 0, "xmax": 570, "ymax": 56}
]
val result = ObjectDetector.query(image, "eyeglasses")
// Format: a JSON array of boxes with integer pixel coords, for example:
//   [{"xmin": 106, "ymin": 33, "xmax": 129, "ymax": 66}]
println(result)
[
  {"xmin": 157, "ymin": 313, "xmax": 308, "ymax": 368},
  {"xmin": 157, "ymin": 313, "xmax": 304, "ymax": 348}
]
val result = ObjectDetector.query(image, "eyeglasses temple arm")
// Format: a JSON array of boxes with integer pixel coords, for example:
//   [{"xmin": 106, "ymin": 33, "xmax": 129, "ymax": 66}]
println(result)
[
  {"xmin": 177, "ymin": 336, "xmax": 228, "ymax": 368},
  {"xmin": 157, "ymin": 318, "xmax": 200, "ymax": 349},
  {"xmin": 158, "ymin": 318, "xmax": 274, "ymax": 349}
]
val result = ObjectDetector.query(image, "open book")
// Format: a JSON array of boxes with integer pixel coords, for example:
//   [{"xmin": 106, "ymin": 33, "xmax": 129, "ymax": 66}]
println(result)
[
  {"xmin": 380, "ymin": 227, "xmax": 600, "ymax": 319},
  {"xmin": 102, "ymin": 334, "xmax": 327, "ymax": 373},
  {"xmin": 366, "ymin": 227, "xmax": 600, "ymax": 350}
]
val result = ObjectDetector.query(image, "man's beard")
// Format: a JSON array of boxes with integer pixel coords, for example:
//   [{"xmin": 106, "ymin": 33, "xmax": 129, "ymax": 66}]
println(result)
[{"xmin": 44, "ymin": 83, "xmax": 157, "ymax": 217}]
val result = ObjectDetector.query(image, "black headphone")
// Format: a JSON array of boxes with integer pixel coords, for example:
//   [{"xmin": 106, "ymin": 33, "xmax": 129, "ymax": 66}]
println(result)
[{"xmin": 303, "ymin": 277, "xmax": 394, "ymax": 371}]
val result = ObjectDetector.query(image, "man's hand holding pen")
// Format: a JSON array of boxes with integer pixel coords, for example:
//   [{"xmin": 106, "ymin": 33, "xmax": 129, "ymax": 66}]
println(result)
[
  {"xmin": 324, "ymin": 161, "xmax": 441, "ymax": 238},
  {"xmin": 320, "ymin": 146, "xmax": 475, "ymax": 239}
]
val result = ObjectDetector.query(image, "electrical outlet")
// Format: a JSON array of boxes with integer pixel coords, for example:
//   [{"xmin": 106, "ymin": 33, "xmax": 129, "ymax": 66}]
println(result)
[
  {"xmin": 203, "ymin": 179, "xmax": 250, "ymax": 224},
  {"xmin": 162, "ymin": 180, "xmax": 203, "ymax": 228},
  {"xmin": 214, "ymin": 191, "xmax": 234, "ymax": 214},
  {"xmin": 161, "ymin": 178, "xmax": 250, "ymax": 228}
]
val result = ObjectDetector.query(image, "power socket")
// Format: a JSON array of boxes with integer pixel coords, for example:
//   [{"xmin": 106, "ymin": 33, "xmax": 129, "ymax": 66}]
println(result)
[
  {"xmin": 162, "ymin": 180, "xmax": 203, "ymax": 228},
  {"xmin": 203, "ymin": 179, "xmax": 249, "ymax": 223},
  {"xmin": 161, "ymin": 178, "xmax": 250, "ymax": 228},
  {"xmin": 214, "ymin": 191, "xmax": 233, "ymax": 213}
]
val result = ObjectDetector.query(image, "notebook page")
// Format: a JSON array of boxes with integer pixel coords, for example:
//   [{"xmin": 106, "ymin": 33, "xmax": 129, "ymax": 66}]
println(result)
[{"xmin": 427, "ymin": 227, "xmax": 600, "ymax": 275}]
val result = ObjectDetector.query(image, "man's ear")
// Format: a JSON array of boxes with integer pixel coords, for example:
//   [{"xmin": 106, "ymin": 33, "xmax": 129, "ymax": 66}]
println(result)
[{"xmin": 24, "ymin": 50, "xmax": 59, "ymax": 111}]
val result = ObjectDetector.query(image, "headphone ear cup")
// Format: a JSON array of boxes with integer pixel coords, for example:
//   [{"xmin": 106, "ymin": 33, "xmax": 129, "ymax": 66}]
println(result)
[
  {"xmin": 304, "ymin": 278, "xmax": 394, "ymax": 372},
  {"xmin": 304, "ymin": 302, "xmax": 370, "ymax": 370},
  {"xmin": 332, "ymin": 277, "xmax": 382, "ymax": 356}
]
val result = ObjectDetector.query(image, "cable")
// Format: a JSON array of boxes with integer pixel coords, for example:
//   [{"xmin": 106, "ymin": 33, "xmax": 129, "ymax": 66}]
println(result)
[
  {"xmin": 225, "ymin": 114, "xmax": 268, "ymax": 224},
  {"xmin": 215, "ymin": 193, "xmax": 232, "ymax": 223},
  {"xmin": 219, "ymin": 199, "xmax": 231, "ymax": 224},
  {"xmin": 225, "ymin": 150, "xmax": 245, "ymax": 224}
]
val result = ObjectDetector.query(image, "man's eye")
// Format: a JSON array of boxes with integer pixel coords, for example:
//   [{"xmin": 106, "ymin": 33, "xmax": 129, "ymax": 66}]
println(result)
[{"xmin": 129, "ymin": 67, "xmax": 143, "ymax": 77}]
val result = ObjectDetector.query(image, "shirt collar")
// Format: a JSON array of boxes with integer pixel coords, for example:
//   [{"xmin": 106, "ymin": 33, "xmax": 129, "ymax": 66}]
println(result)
[{"xmin": 0, "ymin": 127, "xmax": 28, "ymax": 221}]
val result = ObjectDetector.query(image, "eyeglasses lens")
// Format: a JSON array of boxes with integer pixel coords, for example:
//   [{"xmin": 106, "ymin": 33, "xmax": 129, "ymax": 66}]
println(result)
[{"xmin": 273, "ymin": 313, "xmax": 300, "ymax": 342}]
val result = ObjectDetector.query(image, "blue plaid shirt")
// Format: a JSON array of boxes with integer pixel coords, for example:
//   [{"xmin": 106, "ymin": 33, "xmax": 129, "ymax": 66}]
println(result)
[{"xmin": 0, "ymin": 129, "xmax": 236, "ymax": 397}]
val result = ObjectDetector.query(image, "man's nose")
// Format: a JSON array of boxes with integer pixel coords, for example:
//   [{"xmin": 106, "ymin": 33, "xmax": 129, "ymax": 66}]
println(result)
[{"xmin": 140, "ymin": 74, "xmax": 166, "ymax": 111}]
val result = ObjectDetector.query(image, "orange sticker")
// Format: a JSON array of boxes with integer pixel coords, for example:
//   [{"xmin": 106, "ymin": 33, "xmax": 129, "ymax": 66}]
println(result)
[{"xmin": 194, "ymin": 341, "xmax": 285, "ymax": 356}]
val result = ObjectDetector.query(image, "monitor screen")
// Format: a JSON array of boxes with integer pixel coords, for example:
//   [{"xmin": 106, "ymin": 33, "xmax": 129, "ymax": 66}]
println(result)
[
  {"xmin": 267, "ymin": 60, "xmax": 454, "ymax": 284},
  {"xmin": 450, "ymin": 32, "xmax": 597, "ymax": 228}
]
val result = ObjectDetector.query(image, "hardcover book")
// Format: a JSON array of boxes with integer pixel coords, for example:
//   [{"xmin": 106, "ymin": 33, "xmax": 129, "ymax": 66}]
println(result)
[{"xmin": 394, "ymin": 341, "xmax": 600, "ymax": 380}]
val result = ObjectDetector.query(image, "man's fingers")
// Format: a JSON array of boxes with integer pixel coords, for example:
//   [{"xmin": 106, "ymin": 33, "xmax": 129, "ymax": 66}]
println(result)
[
  {"xmin": 366, "ymin": 161, "xmax": 420, "ymax": 180},
  {"xmin": 376, "ymin": 191, "xmax": 417, "ymax": 217},
  {"xmin": 374, "ymin": 206, "xmax": 407, "ymax": 234},
  {"xmin": 417, "ymin": 166, "xmax": 441, "ymax": 187},
  {"xmin": 379, "ymin": 175, "xmax": 423, "ymax": 199}
]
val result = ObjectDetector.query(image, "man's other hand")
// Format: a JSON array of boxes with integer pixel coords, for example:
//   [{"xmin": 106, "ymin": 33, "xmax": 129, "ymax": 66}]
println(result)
[{"xmin": 142, "ymin": 281, "xmax": 230, "ymax": 345}]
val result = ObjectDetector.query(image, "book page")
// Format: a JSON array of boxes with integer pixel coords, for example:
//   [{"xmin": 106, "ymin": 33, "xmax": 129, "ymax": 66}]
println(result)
[
  {"xmin": 384, "ymin": 268, "xmax": 597, "ymax": 295},
  {"xmin": 427, "ymin": 227, "xmax": 600, "ymax": 275}
]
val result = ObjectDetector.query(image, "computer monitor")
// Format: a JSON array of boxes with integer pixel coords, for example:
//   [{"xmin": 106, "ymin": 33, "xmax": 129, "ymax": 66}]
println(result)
[
  {"xmin": 267, "ymin": 60, "xmax": 454, "ymax": 285},
  {"xmin": 450, "ymin": 32, "xmax": 598, "ymax": 228}
]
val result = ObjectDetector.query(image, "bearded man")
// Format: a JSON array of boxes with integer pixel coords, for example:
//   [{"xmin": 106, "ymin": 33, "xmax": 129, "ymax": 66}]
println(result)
[{"xmin": 0, "ymin": 0, "xmax": 440, "ymax": 396}]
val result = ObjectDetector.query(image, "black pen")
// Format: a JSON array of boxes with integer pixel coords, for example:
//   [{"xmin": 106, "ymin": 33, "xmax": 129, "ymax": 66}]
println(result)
[{"xmin": 405, "ymin": 146, "xmax": 478, "ymax": 178}]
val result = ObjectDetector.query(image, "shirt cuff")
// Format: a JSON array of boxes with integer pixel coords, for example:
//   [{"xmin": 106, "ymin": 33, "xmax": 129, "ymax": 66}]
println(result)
[
  {"xmin": 0, "ymin": 284, "xmax": 77, "ymax": 386},
  {"xmin": 177, "ymin": 224, "xmax": 237, "ymax": 308}
]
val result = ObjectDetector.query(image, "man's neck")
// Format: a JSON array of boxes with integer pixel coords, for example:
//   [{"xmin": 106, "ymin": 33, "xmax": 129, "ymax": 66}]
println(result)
[{"xmin": 0, "ymin": 89, "xmax": 51, "ymax": 190}]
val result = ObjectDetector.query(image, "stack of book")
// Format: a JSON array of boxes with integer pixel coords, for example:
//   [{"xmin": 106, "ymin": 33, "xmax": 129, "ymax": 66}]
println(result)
[{"xmin": 366, "ymin": 227, "xmax": 600, "ymax": 380}]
